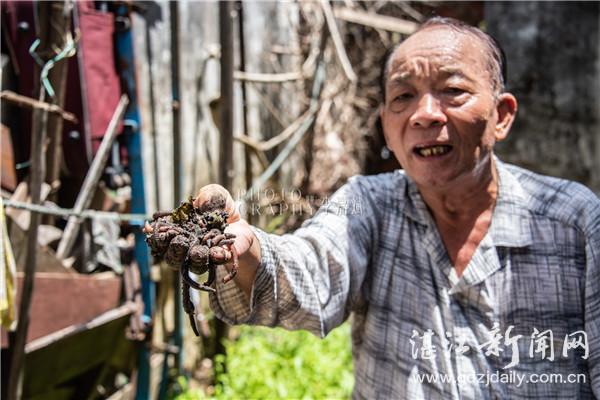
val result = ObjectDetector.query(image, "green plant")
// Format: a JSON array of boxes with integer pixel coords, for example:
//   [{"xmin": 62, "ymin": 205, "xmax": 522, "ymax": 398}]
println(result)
[
  {"xmin": 213, "ymin": 323, "xmax": 353, "ymax": 399},
  {"xmin": 172, "ymin": 322, "xmax": 353, "ymax": 400}
]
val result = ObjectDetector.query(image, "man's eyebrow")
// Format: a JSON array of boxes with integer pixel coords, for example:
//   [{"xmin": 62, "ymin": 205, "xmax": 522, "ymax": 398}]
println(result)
[
  {"xmin": 438, "ymin": 67, "xmax": 475, "ymax": 81},
  {"xmin": 388, "ymin": 67, "xmax": 476, "ymax": 86},
  {"xmin": 387, "ymin": 73, "xmax": 411, "ymax": 86}
]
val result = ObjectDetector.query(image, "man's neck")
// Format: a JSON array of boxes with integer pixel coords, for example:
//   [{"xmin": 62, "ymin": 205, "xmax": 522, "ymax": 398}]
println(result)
[
  {"xmin": 418, "ymin": 158, "xmax": 499, "ymax": 226},
  {"xmin": 416, "ymin": 158, "xmax": 500, "ymax": 277}
]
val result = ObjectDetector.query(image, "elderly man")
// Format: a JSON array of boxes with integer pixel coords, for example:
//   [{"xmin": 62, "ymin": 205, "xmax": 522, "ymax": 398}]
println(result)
[{"xmin": 198, "ymin": 17, "xmax": 599, "ymax": 399}]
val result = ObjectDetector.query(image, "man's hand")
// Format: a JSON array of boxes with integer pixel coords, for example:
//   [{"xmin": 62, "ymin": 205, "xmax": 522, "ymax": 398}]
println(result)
[{"xmin": 193, "ymin": 184, "xmax": 261, "ymax": 298}]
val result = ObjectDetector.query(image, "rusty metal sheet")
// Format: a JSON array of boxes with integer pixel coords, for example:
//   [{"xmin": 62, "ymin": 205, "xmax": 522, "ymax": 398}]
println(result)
[{"xmin": 1, "ymin": 272, "xmax": 122, "ymax": 346}]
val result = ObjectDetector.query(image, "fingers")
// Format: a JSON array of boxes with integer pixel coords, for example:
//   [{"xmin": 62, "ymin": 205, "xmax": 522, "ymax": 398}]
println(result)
[
  {"xmin": 224, "ymin": 219, "xmax": 254, "ymax": 257},
  {"xmin": 143, "ymin": 221, "xmax": 153, "ymax": 234},
  {"xmin": 193, "ymin": 184, "xmax": 240, "ymax": 223}
]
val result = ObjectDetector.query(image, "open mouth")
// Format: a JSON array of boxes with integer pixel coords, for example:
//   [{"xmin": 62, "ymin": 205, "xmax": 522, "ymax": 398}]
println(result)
[{"xmin": 414, "ymin": 144, "xmax": 453, "ymax": 158}]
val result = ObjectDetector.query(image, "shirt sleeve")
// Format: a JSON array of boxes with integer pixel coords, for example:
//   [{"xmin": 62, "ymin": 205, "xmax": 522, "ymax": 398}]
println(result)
[
  {"xmin": 584, "ymin": 195, "xmax": 600, "ymax": 397},
  {"xmin": 209, "ymin": 176, "xmax": 377, "ymax": 337}
]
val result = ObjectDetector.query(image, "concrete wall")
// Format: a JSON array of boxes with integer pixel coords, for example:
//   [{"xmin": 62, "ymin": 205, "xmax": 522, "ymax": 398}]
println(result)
[{"xmin": 486, "ymin": 2, "xmax": 600, "ymax": 193}]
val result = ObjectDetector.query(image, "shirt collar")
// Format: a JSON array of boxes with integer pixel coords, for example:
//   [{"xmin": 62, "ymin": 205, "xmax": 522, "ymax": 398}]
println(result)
[
  {"xmin": 399, "ymin": 171, "xmax": 433, "ymax": 226},
  {"xmin": 400, "ymin": 157, "xmax": 533, "ymax": 248},
  {"xmin": 488, "ymin": 159, "xmax": 533, "ymax": 247}
]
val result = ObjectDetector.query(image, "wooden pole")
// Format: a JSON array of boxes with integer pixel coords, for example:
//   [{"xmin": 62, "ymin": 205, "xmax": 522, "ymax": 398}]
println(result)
[
  {"xmin": 236, "ymin": 1, "xmax": 252, "ymax": 222},
  {"xmin": 219, "ymin": 2, "xmax": 234, "ymax": 190},
  {"xmin": 169, "ymin": 0, "xmax": 184, "ymax": 376},
  {"xmin": 6, "ymin": 86, "xmax": 48, "ymax": 400},
  {"xmin": 55, "ymin": 95, "xmax": 129, "ymax": 260},
  {"xmin": 43, "ymin": 1, "xmax": 73, "ymax": 209},
  {"xmin": 171, "ymin": 1, "xmax": 182, "ymax": 207},
  {"xmin": 215, "ymin": 0, "xmax": 234, "ymax": 357},
  {"xmin": 143, "ymin": 9, "xmax": 162, "ymax": 211},
  {"xmin": 5, "ymin": 2, "xmax": 71, "ymax": 393}
]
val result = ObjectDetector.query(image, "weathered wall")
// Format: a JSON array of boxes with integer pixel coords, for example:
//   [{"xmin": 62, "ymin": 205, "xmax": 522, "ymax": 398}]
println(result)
[{"xmin": 486, "ymin": 2, "xmax": 600, "ymax": 193}]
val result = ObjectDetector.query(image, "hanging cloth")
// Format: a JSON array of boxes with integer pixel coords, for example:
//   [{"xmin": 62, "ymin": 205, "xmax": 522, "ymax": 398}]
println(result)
[
  {"xmin": 0, "ymin": 198, "xmax": 17, "ymax": 330},
  {"xmin": 76, "ymin": 1, "xmax": 123, "ymax": 156}
]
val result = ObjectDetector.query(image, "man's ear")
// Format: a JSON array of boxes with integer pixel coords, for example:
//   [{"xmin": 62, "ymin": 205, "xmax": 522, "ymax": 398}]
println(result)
[{"xmin": 495, "ymin": 93, "xmax": 517, "ymax": 141}]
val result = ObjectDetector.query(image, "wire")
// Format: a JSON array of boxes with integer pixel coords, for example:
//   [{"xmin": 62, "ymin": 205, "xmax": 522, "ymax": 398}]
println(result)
[
  {"xmin": 2, "ymin": 199, "xmax": 150, "ymax": 226},
  {"xmin": 28, "ymin": 27, "xmax": 79, "ymax": 97}
]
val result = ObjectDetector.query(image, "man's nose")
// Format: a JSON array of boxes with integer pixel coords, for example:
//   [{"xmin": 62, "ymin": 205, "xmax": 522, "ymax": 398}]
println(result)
[{"xmin": 409, "ymin": 94, "xmax": 447, "ymax": 128}]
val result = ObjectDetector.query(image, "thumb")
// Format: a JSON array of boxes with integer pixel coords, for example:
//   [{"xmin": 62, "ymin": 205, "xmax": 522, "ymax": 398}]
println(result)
[{"xmin": 193, "ymin": 184, "xmax": 240, "ymax": 223}]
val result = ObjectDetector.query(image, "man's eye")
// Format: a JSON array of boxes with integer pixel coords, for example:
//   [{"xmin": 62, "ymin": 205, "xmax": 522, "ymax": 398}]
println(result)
[
  {"xmin": 393, "ymin": 93, "xmax": 413, "ymax": 101},
  {"xmin": 444, "ymin": 87, "xmax": 466, "ymax": 95}
]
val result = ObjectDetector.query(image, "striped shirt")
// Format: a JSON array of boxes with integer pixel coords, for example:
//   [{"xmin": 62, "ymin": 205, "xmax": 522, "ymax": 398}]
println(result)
[{"xmin": 210, "ymin": 159, "xmax": 600, "ymax": 399}]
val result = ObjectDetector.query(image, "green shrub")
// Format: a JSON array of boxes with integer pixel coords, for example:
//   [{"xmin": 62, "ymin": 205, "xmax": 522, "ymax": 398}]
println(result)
[
  {"xmin": 174, "ymin": 322, "xmax": 353, "ymax": 400},
  {"xmin": 213, "ymin": 323, "xmax": 353, "ymax": 399}
]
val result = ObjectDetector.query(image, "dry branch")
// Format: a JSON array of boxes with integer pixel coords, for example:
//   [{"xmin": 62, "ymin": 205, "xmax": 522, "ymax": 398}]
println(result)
[
  {"xmin": 0, "ymin": 90, "xmax": 78, "ymax": 123},
  {"xmin": 247, "ymin": 82, "xmax": 290, "ymax": 128},
  {"xmin": 233, "ymin": 70, "xmax": 304, "ymax": 83},
  {"xmin": 333, "ymin": 6, "xmax": 419, "ymax": 34},
  {"xmin": 234, "ymin": 109, "xmax": 314, "ymax": 152},
  {"xmin": 320, "ymin": 0, "xmax": 357, "ymax": 82}
]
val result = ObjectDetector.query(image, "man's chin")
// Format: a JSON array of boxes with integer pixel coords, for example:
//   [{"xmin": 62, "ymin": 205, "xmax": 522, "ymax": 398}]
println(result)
[
  {"xmin": 411, "ymin": 164, "xmax": 496, "ymax": 194},
  {"xmin": 410, "ymin": 172, "xmax": 456, "ymax": 191}
]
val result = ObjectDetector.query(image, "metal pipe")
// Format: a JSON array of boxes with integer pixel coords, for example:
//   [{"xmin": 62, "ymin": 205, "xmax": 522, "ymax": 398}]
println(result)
[{"xmin": 113, "ymin": 6, "xmax": 154, "ymax": 399}]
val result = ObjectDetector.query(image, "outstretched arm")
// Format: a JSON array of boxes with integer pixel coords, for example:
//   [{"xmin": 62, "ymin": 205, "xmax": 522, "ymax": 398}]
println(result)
[{"xmin": 202, "ymin": 178, "xmax": 377, "ymax": 337}]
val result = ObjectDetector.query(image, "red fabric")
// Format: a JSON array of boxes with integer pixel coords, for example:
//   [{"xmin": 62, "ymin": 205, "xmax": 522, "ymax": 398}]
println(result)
[
  {"xmin": 62, "ymin": 53, "xmax": 89, "ymax": 176},
  {"xmin": 77, "ymin": 1, "xmax": 122, "ymax": 155},
  {"xmin": 1, "ymin": 1, "xmax": 36, "ymax": 98},
  {"xmin": 1, "ymin": 1, "xmax": 37, "ymax": 170}
]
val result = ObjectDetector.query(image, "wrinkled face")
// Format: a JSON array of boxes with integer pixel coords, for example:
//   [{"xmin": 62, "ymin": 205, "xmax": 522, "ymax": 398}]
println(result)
[{"xmin": 380, "ymin": 27, "xmax": 515, "ymax": 190}]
